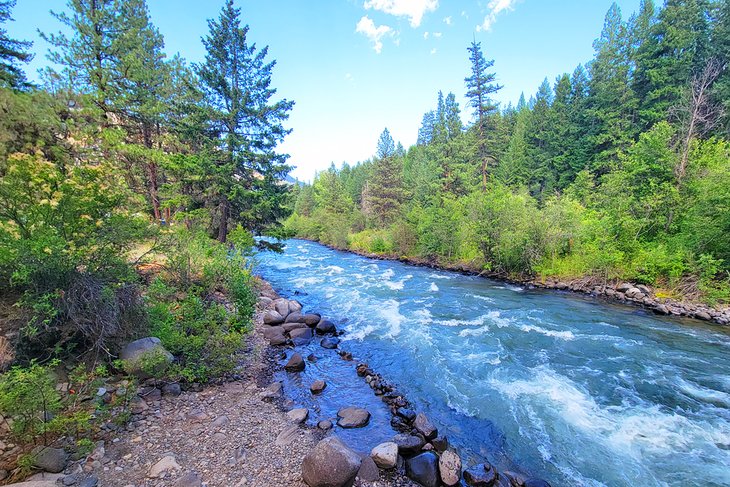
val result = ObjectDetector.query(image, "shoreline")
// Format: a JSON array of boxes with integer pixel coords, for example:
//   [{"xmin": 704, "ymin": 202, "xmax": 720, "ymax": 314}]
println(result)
[{"xmin": 292, "ymin": 237, "xmax": 730, "ymax": 327}]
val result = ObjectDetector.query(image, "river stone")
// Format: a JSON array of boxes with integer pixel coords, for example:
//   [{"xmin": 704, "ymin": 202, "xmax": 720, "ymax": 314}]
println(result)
[
  {"xmin": 31, "ymin": 446, "xmax": 68, "ymax": 473},
  {"xmin": 303, "ymin": 313, "xmax": 322, "ymax": 326},
  {"xmin": 174, "ymin": 472, "xmax": 202, "ymax": 487},
  {"xmin": 285, "ymin": 353, "xmax": 305, "ymax": 372},
  {"xmin": 283, "ymin": 322, "xmax": 309, "ymax": 333},
  {"xmin": 392, "ymin": 433, "xmax": 425, "ymax": 456},
  {"xmin": 370, "ymin": 442, "xmax": 398, "ymax": 469},
  {"xmin": 260, "ymin": 381, "xmax": 283, "ymax": 400},
  {"xmin": 315, "ymin": 319, "xmax": 336, "ymax": 335},
  {"xmin": 432, "ymin": 435, "xmax": 449, "ymax": 452},
  {"xmin": 274, "ymin": 298, "xmax": 290, "ymax": 318},
  {"xmin": 119, "ymin": 337, "xmax": 173, "ymax": 377},
  {"xmin": 396, "ymin": 407, "xmax": 416, "ymax": 422},
  {"xmin": 414, "ymin": 413, "xmax": 438, "ymax": 440},
  {"xmin": 161, "ymin": 382, "xmax": 182, "ymax": 397},
  {"xmin": 524, "ymin": 479, "xmax": 552, "ymax": 487},
  {"xmin": 310, "ymin": 380, "xmax": 327, "ymax": 394},
  {"xmin": 439, "ymin": 450, "xmax": 462, "ymax": 486},
  {"xmin": 290, "ymin": 327, "xmax": 313, "ymax": 341},
  {"xmin": 288, "ymin": 300, "xmax": 303, "ymax": 314},
  {"xmin": 302, "ymin": 436, "xmax": 361, "ymax": 487},
  {"xmin": 616, "ymin": 282, "xmax": 632, "ymax": 292},
  {"xmin": 317, "ymin": 420, "xmax": 333, "ymax": 430},
  {"xmin": 320, "ymin": 337, "xmax": 340, "ymax": 349},
  {"xmin": 148, "ymin": 455, "xmax": 181, "ymax": 478},
  {"xmin": 357, "ymin": 456, "xmax": 380, "ymax": 482},
  {"xmin": 263, "ymin": 326, "xmax": 285, "ymax": 339},
  {"xmin": 287, "ymin": 408, "xmax": 309, "ymax": 424},
  {"xmin": 285, "ymin": 312, "xmax": 306, "ymax": 323},
  {"xmin": 275, "ymin": 425, "xmax": 300, "ymax": 446},
  {"xmin": 405, "ymin": 452, "xmax": 439, "ymax": 487},
  {"xmin": 263, "ymin": 309, "xmax": 285, "ymax": 325},
  {"xmin": 464, "ymin": 463, "xmax": 497, "ymax": 486},
  {"xmin": 337, "ymin": 407, "xmax": 370, "ymax": 428}
]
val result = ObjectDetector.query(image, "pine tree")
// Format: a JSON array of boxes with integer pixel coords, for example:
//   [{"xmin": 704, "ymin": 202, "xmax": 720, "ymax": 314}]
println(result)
[
  {"xmin": 465, "ymin": 40, "xmax": 503, "ymax": 190},
  {"xmin": 444, "ymin": 92, "xmax": 463, "ymax": 140},
  {"xmin": 417, "ymin": 110, "xmax": 436, "ymax": 145},
  {"xmin": 368, "ymin": 128, "xmax": 404, "ymax": 226},
  {"xmin": 196, "ymin": 0, "xmax": 294, "ymax": 241},
  {"xmin": 0, "ymin": 0, "xmax": 32, "ymax": 89},
  {"xmin": 376, "ymin": 127, "xmax": 395, "ymax": 159}
]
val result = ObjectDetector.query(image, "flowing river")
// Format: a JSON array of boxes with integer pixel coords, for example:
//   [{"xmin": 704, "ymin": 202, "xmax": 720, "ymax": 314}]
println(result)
[{"xmin": 256, "ymin": 239, "xmax": 730, "ymax": 487}]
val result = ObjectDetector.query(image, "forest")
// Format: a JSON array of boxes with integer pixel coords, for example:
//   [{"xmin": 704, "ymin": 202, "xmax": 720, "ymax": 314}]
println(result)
[{"xmin": 287, "ymin": 0, "xmax": 730, "ymax": 305}]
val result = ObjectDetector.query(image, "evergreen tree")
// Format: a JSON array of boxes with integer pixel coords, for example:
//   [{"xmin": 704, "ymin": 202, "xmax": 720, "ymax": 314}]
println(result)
[
  {"xmin": 0, "ymin": 0, "xmax": 32, "ymax": 89},
  {"xmin": 376, "ymin": 127, "xmax": 395, "ymax": 159},
  {"xmin": 465, "ymin": 40, "xmax": 502, "ymax": 190},
  {"xmin": 196, "ymin": 0, "xmax": 294, "ymax": 241},
  {"xmin": 367, "ymin": 128, "xmax": 404, "ymax": 226},
  {"xmin": 444, "ymin": 92, "xmax": 463, "ymax": 140},
  {"xmin": 417, "ymin": 110, "xmax": 436, "ymax": 145}
]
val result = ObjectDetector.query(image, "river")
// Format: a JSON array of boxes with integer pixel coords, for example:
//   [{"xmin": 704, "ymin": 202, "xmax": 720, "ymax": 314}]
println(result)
[{"xmin": 256, "ymin": 239, "xmax": 730, "ymax": 486}]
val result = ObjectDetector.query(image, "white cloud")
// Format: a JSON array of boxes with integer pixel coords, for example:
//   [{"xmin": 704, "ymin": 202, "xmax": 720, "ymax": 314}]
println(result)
[
  {"xmin": 477, "ymin": 0, "xmax": 519, "ymax": 31},
  {"xmin": 363, "ymin": 0, "xmax": 438, "ymax": 28},
  {"xmin": 356, "ymin": 15, "xmax": 393, "ymax": 53},
  {"xmin": 430, "ymin": 48, "xmax": 437, "ymax": 55},
  {"xmin": 423, "ymin": 31, "xmax": 430, "ymax": 39},
  {"xmin": 433, "ymin": 31, "xmax": 442, "ymax": 38},
  {"xmin": 443, "ymin": 16, "xmax": 452, "ymax": 25}
]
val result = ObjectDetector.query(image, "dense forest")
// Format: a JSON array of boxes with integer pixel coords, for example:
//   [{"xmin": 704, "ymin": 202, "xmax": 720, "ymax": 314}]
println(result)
[{"xmin": 287, "ymin": 0, "xmax": 730, "ymax": 305}]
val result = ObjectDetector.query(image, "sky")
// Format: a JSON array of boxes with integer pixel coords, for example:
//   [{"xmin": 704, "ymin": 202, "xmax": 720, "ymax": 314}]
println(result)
[{"xmin": 7, "ymin": 0, "xmax": 642, "ymax": 182}]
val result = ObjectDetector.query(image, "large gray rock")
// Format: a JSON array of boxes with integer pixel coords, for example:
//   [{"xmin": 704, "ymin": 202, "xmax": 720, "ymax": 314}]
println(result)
[
  {"xmin": 285, "ymin": 353, "xmax": 305, "ymax": 372},
  {"xmin": 287, "ymin": 408, "xmax": 309, "ymax": 424},
  {"xmin": 290, "ymin": 327, "xmax": 313, "ymax": 343},
  {"xmin": 315, "ymin": 319, "xmax": 336, "ymax": 335},
  {"xmin": 119, "ymin": 337, "xmax": 173, "ymax": 376},
  {"xmin": 302, "ymin": 436, "xmax": 362, "ymax": 487},
  {"xmin": 464, "ymin": 463, "xmax": 497, "ymax": 486},
  {"xmin": 370, "ymin": 442, "xmax": 398, "ymax": 469},
  {"xmin": 337, "ymin": 407, "xmax": 370, "ymax": 428},
  {"xmin": 320, "ymin": 337, "xmax": 340, "ymax": 349},
  {"xmin": 31, "ymin": 446, "xmax": 68, "ymax": 473},
  {"xmin": 283, "ymin": 322, "xmax": 309, "ymax": 332},
  {"xmin": 263, "ymin": 310, "xmax": 285, "ymax": 325},
  {"xmin": 310, "ymin": 380, "xmax": 327, "ymax": 394},
  {"xmin": 263, "ymin": 326, "xmax": 286, "ymax": 340},
  {"xmin": 274, "ymin": 299, "xmax": 290, "ymax": 318},
  {"xmin": 405, "ymin": 452, "xmax": 439, "ymax": 487},
  {"xmin": 285, "ymin": 312, "xmax": 306, "ymax": 323},
  {"xmin": 439, "ymin": 450, "xmax": 462, "ymax": 486},
  {"xmin": 414, "ymin": 413, "xmax": 438, "ymax": 440},
  {"xmin": 357, "ymin": 456, "xmax": 380, "ymax": 482},
  {"xmin": 147, "ymin": 455, "xmax": 181, "ymax": 478},
  {"xmin": 393, "ymin": 433, "xmax": 425, "ymax": 456},
  {"xmin": 288, "ymin": 300, "xmax": 303, "ymax": 314},
  {"xmin": 524, "ymin": 479, "xmax": 552, "ymax": 487},
  {"xmin": 303, "ymin": 313, "xmax": 322, "ymax": 326}
]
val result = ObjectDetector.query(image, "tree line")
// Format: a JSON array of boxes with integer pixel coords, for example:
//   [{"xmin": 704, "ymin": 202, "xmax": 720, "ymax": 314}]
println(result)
[{"xmin": 287, "ymin": 0, "xmax": 730, "ymax": 304}]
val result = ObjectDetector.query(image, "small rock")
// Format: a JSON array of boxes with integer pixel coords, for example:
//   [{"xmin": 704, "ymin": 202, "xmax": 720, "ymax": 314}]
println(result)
[
  {"xmin": 432, "ymin": 435, "xmax": 449, "ymax": 452},
  {"xmin": 464, "ymin": 463, "xmax": 497, "ymax": 486},
  {"xmin": 370, "ymin": 442, "xmax": 398, "ymax": 469},
  {"xmin": 275, "ymin": 425, "xmax": 300, "ymax": 446},
  {"xmin": 186, "ymin": 410, "xmax": 209, "ymax": 423},
  {"xmin": 317, "ymin": 420, "xmax": 333, "ymax": 431},
  {"xmin": 315, "ymin": 319, "xmax": 336, "ymax": 335},
  {"xmin": 31, "ymin": 445, "xmax": 68, "ymax": 473},
  {"xmin": 303, "ymin": 313, "xmax": 322, "ymax": 326},
  {"xmin": 357, "ymin": 456, "xmax": 380, "ymax": 482},
  {"xmin": 439, "ymin": 450, "xmax": 462, "ymax": 486},
  {"xmin": 287, "ymin": 408, "xmax": 309, "ymax": 424},
  {"xmin": 285, "ymin": 353, "xmax": 305, "ymax": 372},
  {"xmin": 310, "ymin": 380, "xmax": 327, "ymax": 394},
  {"xmin": 405, "ymin": 452, "xmax": 439, "ymax": 487},
  {"xmin": 211, "ymin": 415, "xmax": 229, "ymax": 428},
  {"xmin": 396, "ymin": 408, "xmax": 416, "ymax": 422},
  {"xmin": 260, "ymin": 381, "xmax": 283, "ymax": 400},
  {"xmin": 120, "ymin": 337, "xmax": 173, "ymax": 377},
  {"xmin": 414, "ymin": 413, "xmax": 438, "ymax": 440},
  {"xmin": 80, "ymin": 477, "xmax": 99, "ymax": 487},
  {"xmin": 337, "ymin": 406, "xmax": 370, "ymax": 428},
  {"xmin": 148, "ymin": 455, "xmax": 181, "ymax": 478},
  {"xmin": 301, "ymin": 436, "xmax": 362, "ymax": 487},
  {"xmin": 393, "ymin": 434, "xmax": 425, "ymax": 455},
  {"xmin": 161, "ymin": 383, "xmax": 182, "ymax": 397},
  {"xmin": 320, "ymin": 337, "xmax": 340, "ymax": 349},
  {"xmin": 175, "ymin": 472, "xmax": 203, "ymax": 487}
]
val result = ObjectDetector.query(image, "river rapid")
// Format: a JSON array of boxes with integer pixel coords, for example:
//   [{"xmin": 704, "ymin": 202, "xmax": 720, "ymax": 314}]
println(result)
[{"xmin": 256, "ymin": 239, "xmax": 730, "ymax": 486}]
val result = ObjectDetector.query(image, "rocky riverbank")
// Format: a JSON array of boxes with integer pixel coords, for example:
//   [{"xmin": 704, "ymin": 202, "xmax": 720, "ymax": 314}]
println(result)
[{"xmin": 306, "ymin": 240, "xmax": 730, "ymax": 326}]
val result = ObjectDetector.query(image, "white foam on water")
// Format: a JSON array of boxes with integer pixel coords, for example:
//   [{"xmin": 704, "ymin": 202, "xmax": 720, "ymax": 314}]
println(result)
[
  {"xmin": 429, "ymin": 273, "xmax": 454, "ymax": 280},
  {"xmin": 344, "ymin": 323, "xmax": 376, "ymax": 341},
  {"xmin": 382, "ymin": 268, "xmax": 395, "ymax": 279},
  {"xmin": 469, "ymin": 294, "xmax": 496, "ymax": 303},
  {"xmin": 462, "ymin": 352, "xmax": 502, "ymax": 365},
  {"xmin": 413, "ymin": 308, "xmax": 433, "ymax": 324},
  {"xmin": 324, "ymin": 265, "xmax": 344, "ymax": 275},
  {"xmin": 518, "ymin": 324, "xmax": 576, "ymax": 341},
  {"xmin": 292, "ymin": 276, "xmax": 323, "ymax": 287},
  {"xmin": 676, "ymin": 377, "xmax": 730, "ymax": 407},
  {"xmin": 430, "ymin": 282, "xmax": 439, "ymax": 292},
  {"xmin": 378, "ymin": 299, "xmax": 406, "ymax": 338},
  {"xmin": 273, "ymin": 259, "xmax": 309, "ymax": 270},
  {"xmin": 459, "ymin": 325, "xmax": 491, "ymax": 337}
]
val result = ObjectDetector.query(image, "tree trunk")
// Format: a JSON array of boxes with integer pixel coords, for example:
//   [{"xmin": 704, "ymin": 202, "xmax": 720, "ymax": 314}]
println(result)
[{"xmin": 217, "ymin": 197, "xmax": 229, "ymax": 243}]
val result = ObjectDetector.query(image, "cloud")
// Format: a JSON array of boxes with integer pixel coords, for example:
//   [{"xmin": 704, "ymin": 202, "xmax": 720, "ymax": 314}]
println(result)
[
  {"xmin": 356, "ymin": 15, "xmax": 393, "ymax": 53},
  {"xmin": 477, "ymin": 0, "xmax": 519, "ymax": 31},
  {"xmin": 433, "ymin": 32, "xmax": 442, "ymax": 38},
  {"xmin": 423, "ymin": 31, "xmax": 429, "ymax": 39},
  {"xmin": 363, "ymin": 0, "xmax": 438, "ymax": 28},
  {"xmin": 443, "ymin": 16, "xmax": 452, "ymax": 25},
  {"xmin": 430, "ymin": 48, "xmax": 437, "ymax": 55}
]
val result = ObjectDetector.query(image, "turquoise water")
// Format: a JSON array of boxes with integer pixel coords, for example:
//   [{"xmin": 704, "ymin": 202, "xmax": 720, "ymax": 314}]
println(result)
[{"xmin": 256, "ymin": 239, "xmax": 730, "ymax": 486}]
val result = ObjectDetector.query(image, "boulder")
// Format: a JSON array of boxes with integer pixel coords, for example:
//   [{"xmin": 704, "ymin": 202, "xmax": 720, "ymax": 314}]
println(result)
[
  {"xmin": 370, "ymin": 442, "xmax": 398, "ymax": 469},
  {"xmin": 414, "ymin": 413, "xmax": 438, "ymax": 440},
  {"xmin": 285, "ymin": 312, "xmax": 306, "ymax": 323},
  {"xmin": 396, "ymin": 407, "xmax": 416, "ymax": 422},
  {"xmin": 357, "ymin": 456, "xmax": 380, "ymax": 482},
  {"xmin": 288, "ymin": 300, "xmax": 303, "ymax": 314},
  {"xmin": 310, "ymin": 380, "xmax": 327, "ymax": 394},
  {"xmin": 616, "ymin": 282, "xmax": 633, "ymax": 292},
  {"xmin": 263, "ymin": 326, "xmax": 286, "ymax": 339},
  {"xmin": 283, "ymin": 322, "xmax": 309, "ymax": 333},
  {"xmin": 625, "ymin": 287, "xmax": 644, "ymax": 299},
  {"xmin": 317, "ymin": 420, "xmax": 333, "ymax": 430},
  {"xmin": 392, "ymin": 433, "xmax": 425, "ymax": 456},
  {"xmin": 439, "ymin": 450, "xmax": 462, "ymax": 486},
  {"xmin": 636, "ymin": 284, "xmax": 652, "ymax": 295},
  {"xmin": 269, "ymin": 333, "xmax": 288, "ymax": 346},
  {"xmin": 263, "ymin": 310, "xmax": 285, "ymax": 325},
  {"xmin": 337, "ymin": 407, "xmax": 370, "ymax": 428},
  {"xmin": 405, "ymin": 452, "xmax": 440, "ymax": 487},
  {"xmin": 464, "ymin": 463, "xmax": 497, "ymax": 486},
  {"xmin": 287, "ymin": 408, "xmax": 309, "ymax": 424},
  {"xmin": 285, "ymin": 353, "xmax": 305, "ymax": 372},
  {"xmin": 119, "ymin": 337, "xmax": 173, "ymax": 377},
  {"xmin": 148, "ymin": 455, "xmax": 181, "ymax": 478},
  {"xmin": 315, "ymin": 319, "xmax": 336, "ymax": 335},
  {"xmin": 161, "ymin": 382, "xmax": 182, "ymax": 397},
  {"xmin": 31, "ymin": 446, "xmax": 68, "ymax": 473},
  {"xmin": 303, "ymin": 313, "xmax": 322, "ymax": 326},
  {"xmin": 290, "ymin": 327, "xmax": 313, "ymax": 342},
  {"xmin": 524, "ymin": 479, "xmax": 552, "ymax": 487},
  {"xmin": 431, "ymin": 435, "xmax": 449, "ymax": 452},
  {"xmin": 301, "ymin": 436, "xmax": 362, "ymax": 487},
  {"xmin": 320, "ymin": 337, "xmax": 340, "ymax": 349},
  {"xmin": 271, "ymin": 298, "xmax": 288, "ymax": 317}
]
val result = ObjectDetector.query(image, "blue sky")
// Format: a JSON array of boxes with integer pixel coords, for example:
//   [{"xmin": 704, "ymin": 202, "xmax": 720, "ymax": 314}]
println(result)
[{"xmin": 8, "ymin": 0, "xmax": 641, "ymax": 181}]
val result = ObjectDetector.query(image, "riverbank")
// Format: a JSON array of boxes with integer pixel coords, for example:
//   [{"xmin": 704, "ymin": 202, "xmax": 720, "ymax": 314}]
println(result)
[{"xmin": 301, "ymin": 238, "xmax": 730, "ymax": 327}]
